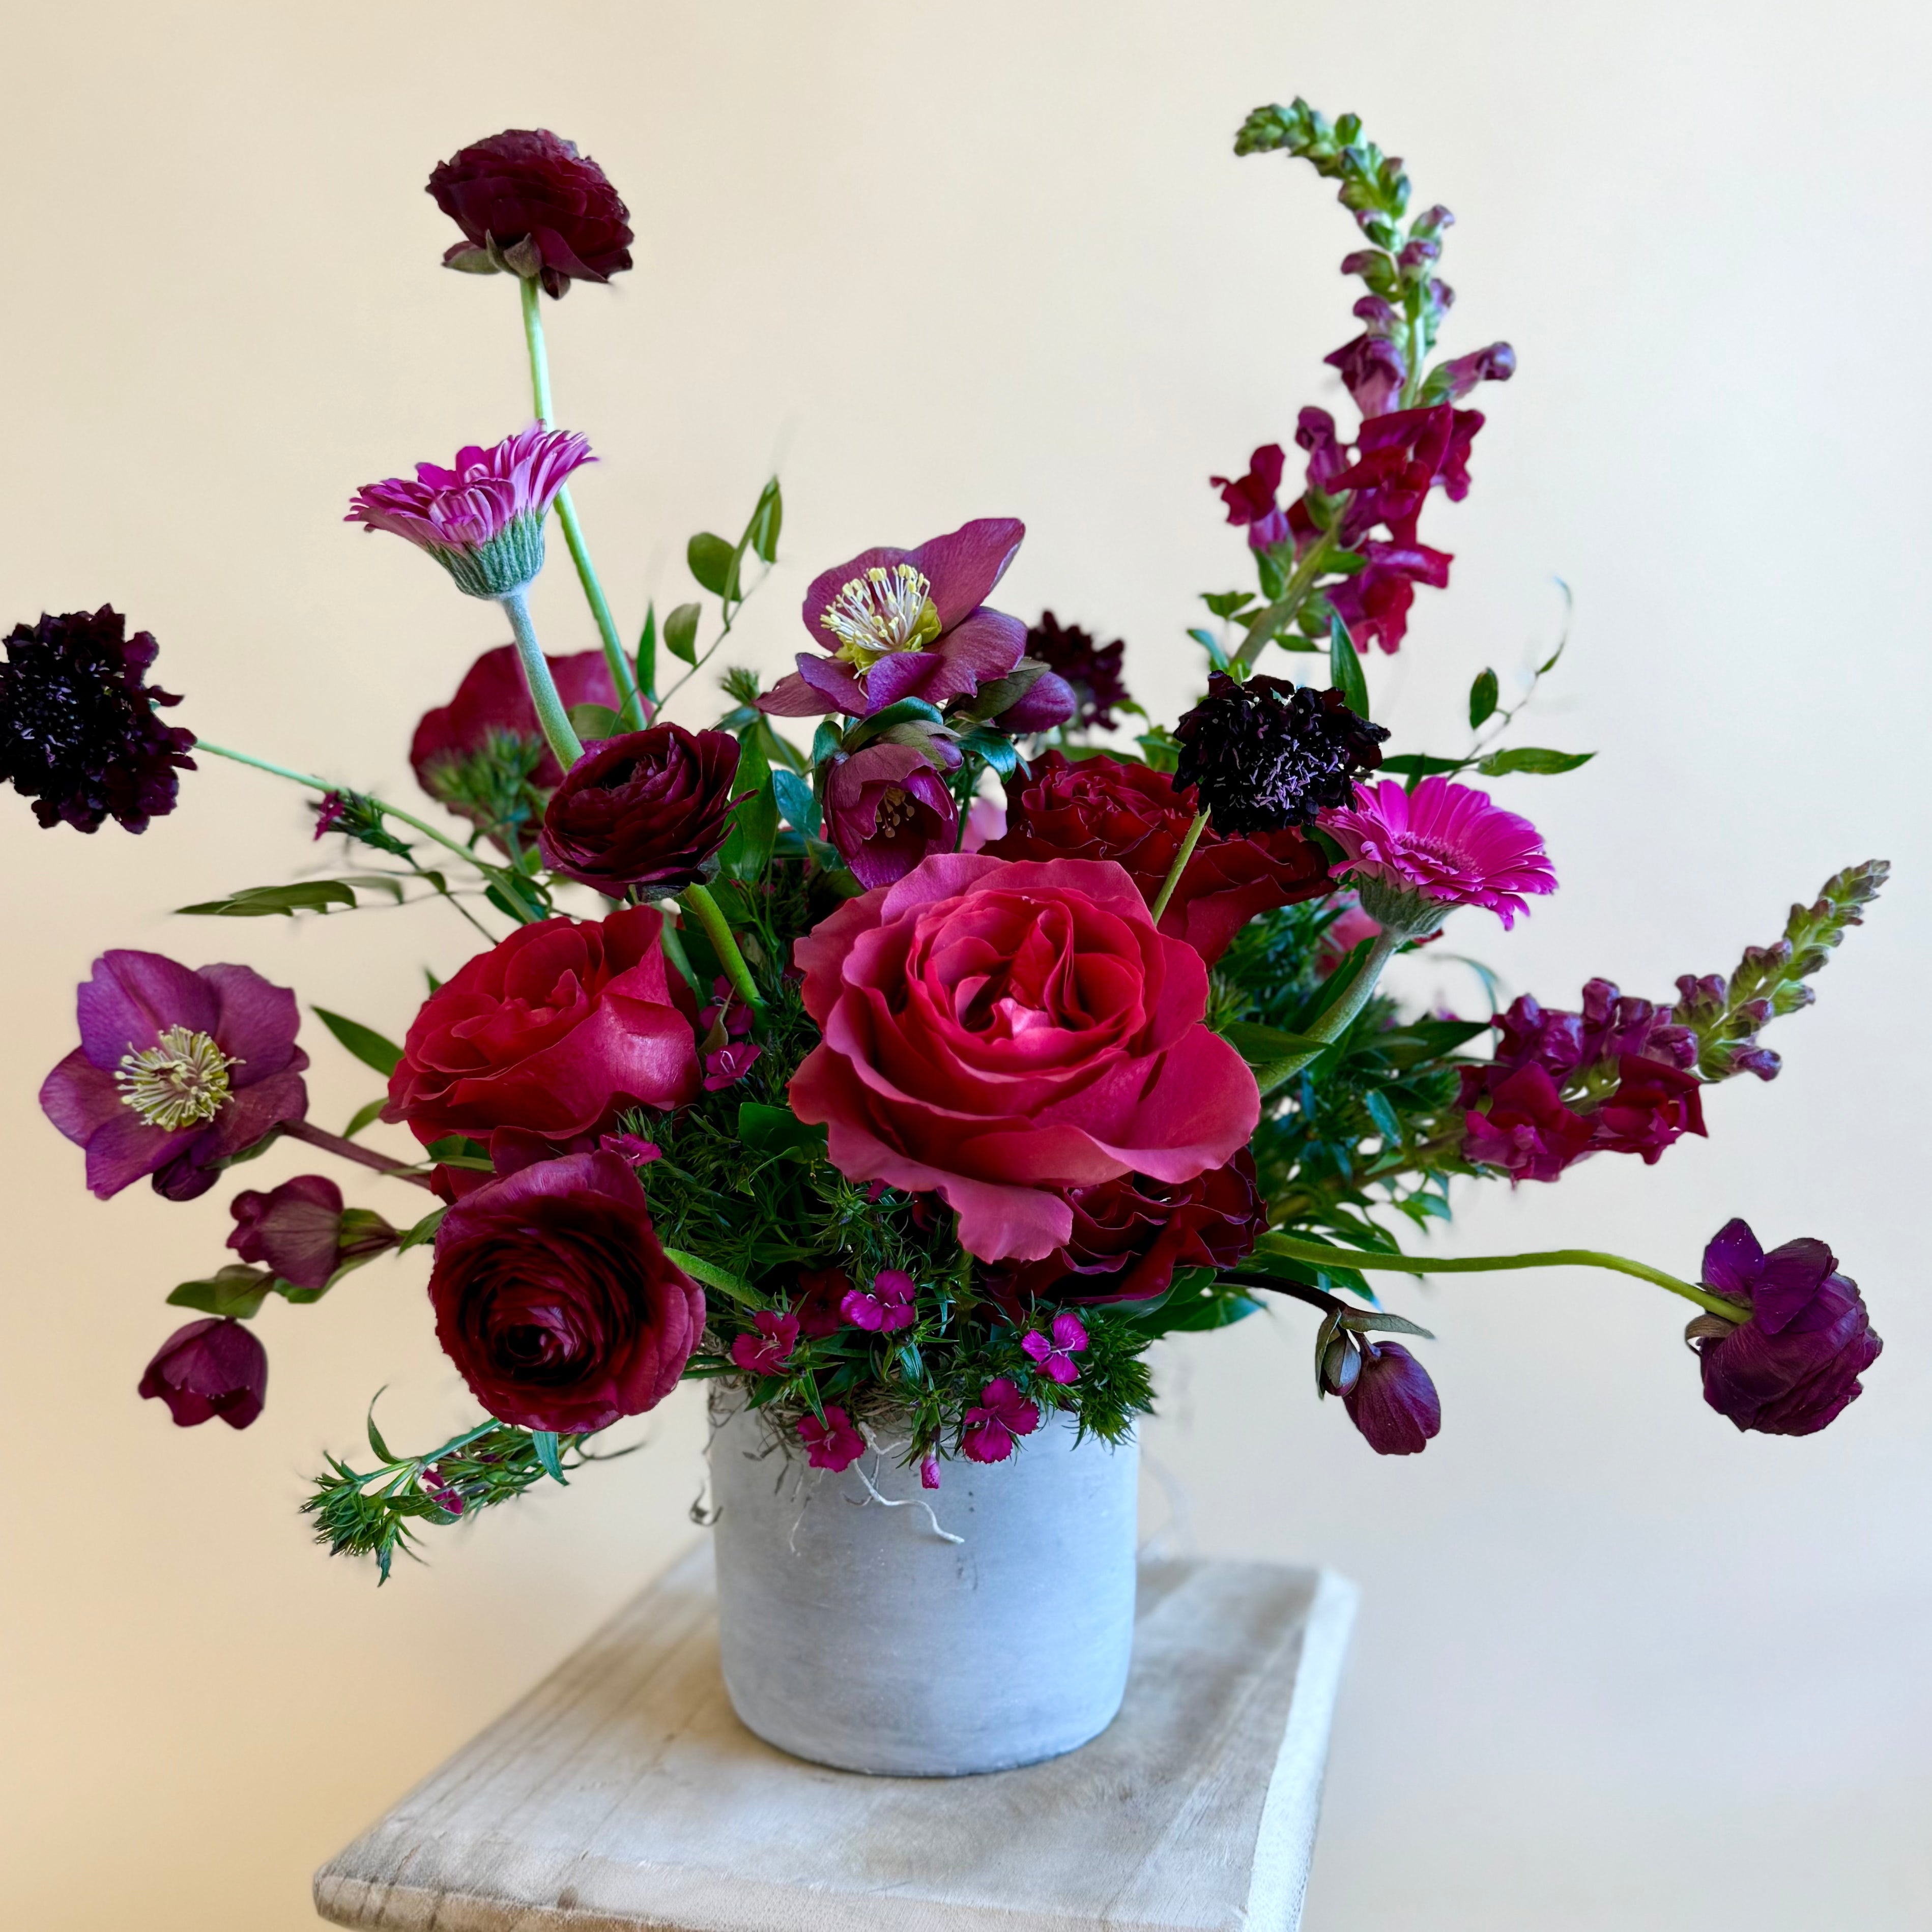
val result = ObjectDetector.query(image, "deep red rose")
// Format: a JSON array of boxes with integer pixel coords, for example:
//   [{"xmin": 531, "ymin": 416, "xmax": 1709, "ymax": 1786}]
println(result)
[
  {"xmin": 429, "ymin": 1147, "xmax": 702, "ymax": 1433},
  {"xmin": 427, "ymin": 128, "xmax": 633, "ymax": 298},
  {"xmin": 138, "ymin": 1317, "xmax": 267, "ymax": 1430},
  {"xmin": 986, "ymin": 1150, "xmax": 1269, "ymax": 1313},
  {"xmin": 790, "ymin": 854, "xmax": 1260, "ymax": 1262},
  {"xmin": 384, "ymin": 906, "xmax": 700, "ymax": 1147},
  {"xmin": 985, "ymin": 753, "xmax": 1329, "ymax": 965},
  {"xmin": 537, "ymin": 725, "xmax": 741, "ymax": 892}
]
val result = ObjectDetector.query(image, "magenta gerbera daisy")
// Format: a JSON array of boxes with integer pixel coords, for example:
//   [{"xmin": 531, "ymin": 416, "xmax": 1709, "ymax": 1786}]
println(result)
[
  {"xmin": 1319, "ymin": 773, "xmax": 1556, "ymax": 933},
  {"xmin": 345, "ymin": 424, "xmax": 593, "ymax": 599}
]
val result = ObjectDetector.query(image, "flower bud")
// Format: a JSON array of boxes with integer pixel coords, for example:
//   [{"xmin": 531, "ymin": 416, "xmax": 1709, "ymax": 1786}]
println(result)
[{"xmin": 1319, "ymin": 1329, "xmax": 1363, "ymax": 1397}]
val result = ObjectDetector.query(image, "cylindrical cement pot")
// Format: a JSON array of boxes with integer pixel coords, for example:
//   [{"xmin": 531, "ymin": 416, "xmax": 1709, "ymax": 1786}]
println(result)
[{"xmin": 709, "ymin": 1391, "xmax": 1138, "ymax": 1776}]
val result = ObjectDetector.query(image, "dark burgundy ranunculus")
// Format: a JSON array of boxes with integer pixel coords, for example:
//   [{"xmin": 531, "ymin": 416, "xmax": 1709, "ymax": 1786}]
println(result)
[
  {"xmin": 411, "ymin": 643, "xmax": 620, "ymax": 821},
  {"xmin": 985, "ymin": 752, "xmax": 1329, "ymax": 966},
  {"xmin": 429, "ymin": 1147, "xmax": 702, "ymax": 1433},
  {"xmin": 0, "ymin": 607, "xmax": 196, "ymax": 833},
  {"xmin": 1342, "ymin": 1340, "xmax": 1440, "ymax": 1454},
  {"xmin": 427, "ymin": 129, "xmax": 633, "ymax": 298},
  {"xmin": 823, "ymin": 741, "xmax": 958, "ymax": 888},
  {"xmin": 138, "ymin": 1317, "xmax": 267, "ymax": 1430},
  {"xmin": 226, "ymin": 1174, "xmax": 396, "ymax": 1290},
  {"xmin": 537, "ymin": 725, "xmax": 741, "ymax": 892},
  {"xmin": 1693, "ymin": 1219, "xmax": 1881, "ymax": 1436},
  {"xmin": 1459, "ymin": 1062, "xmax": 1596, "ymax": 1182},
  {"xmin": 384, "ymin": 906, "xmax": 700, "ymax": 1147},
  {"xmin": 984, "ymin": 1151, "xmax": 1269, "ymax": 1313},
  {"xmin": 40, "ymin": 950, "xmax": 308, "ymax": 1201}
]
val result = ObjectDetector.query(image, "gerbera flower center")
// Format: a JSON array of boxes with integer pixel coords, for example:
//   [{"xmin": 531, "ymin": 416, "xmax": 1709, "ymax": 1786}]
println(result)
[
  {"xmin": 820, "ymin": 564, "xmax": 941, "ymax": 673},
  {"xmin": 114, "ymin": 1025, "xmax": 240, "ymax": 1131}
]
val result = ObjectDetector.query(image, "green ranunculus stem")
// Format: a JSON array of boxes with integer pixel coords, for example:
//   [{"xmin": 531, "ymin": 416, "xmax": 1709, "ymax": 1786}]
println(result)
[
  {"xmin": 679, "ymin": 881, "xmax": 763, "ymax": 1010},
  {"xmin": 518, "ymin": 276, "xmax": 642, "ymax": 719},
  {"xmin": 1254, "ymin": 1233, "xmax": 1750, "ymax": 1324},
  {"xmin": 499, "ymin": 586, "xmax": 584, "ymax": 770},
  {"xmin": 1148, "ymin": 809, "xmax": 1210, "ymax": 923}
]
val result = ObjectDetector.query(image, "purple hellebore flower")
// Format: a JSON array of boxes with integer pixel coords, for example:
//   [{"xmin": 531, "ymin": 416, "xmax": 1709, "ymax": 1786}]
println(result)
[
  {"xmin": 702, "ymin": 1040, "xmax": 763, "ymax": 1091},
  {"xmin": 1693, "ymin": 1219, "xmax": 1882, "ymax": 1436},
  {"xmin": 797, "ymin": 1402, "xmax": 866, "ymax": 1472},
  {"xmin": 760, "ymin": 517, "xmax": 1028, "ymax": 720},
  {"xmin": 1211, "ymin": 444, "xmax": 1292, "ymax": 550},
  {"xmin": 1020, "ymin": 1310, "xmax": 1090, "ymax": 1385},
  {"xmin": 1342, "ymin": 1340, "xmax": 1441, "ymax": 1455},
  {"xmin": 138, "ymin": 1317, "xmax": 268, "ymax": 1430},
  {"xmin": 841, "ymin": 1267, "xmax": 917, "ymax": 1334},
  {"xmin": 994, "ymin": 670, "xmax": 1077, "ymax": 735},
  {"xmin": 731, "ymin": 1310, "xmax": 801, "ymax": 1376},
  {"xmin": 345, "ymin": 425, "xmax": 594, "ymax": 600},
  {"xmin": 822, "ymin": 742, "xmax": 959, "ymax": 888},
  {"xmin": 40, "ymin": 949, "xmax": 309, "ymax": 1201},
  {"xmin": 227, "ymin": 1174, "xmax": 353, "ymax": 1290},
  {"xmin": 961, "ymin": 1376, "xmax": 1041, "ymax": 1463}
]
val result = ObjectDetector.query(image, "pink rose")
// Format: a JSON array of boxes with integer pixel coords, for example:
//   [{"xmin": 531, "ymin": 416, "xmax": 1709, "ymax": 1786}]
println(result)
[{"xmin": 789, "ymin": 854, "xmax": 1260, "ymax": 1262}]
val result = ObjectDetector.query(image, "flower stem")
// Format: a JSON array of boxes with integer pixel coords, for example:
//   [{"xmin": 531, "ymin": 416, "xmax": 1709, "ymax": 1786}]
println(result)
[
  {"xmin": 518, "ymin": 275, "xmax": 641, "ymax": 719},
  {"xmin": 662, "ymin": 1247, "xmax": 765, "ymax": 1306},
  {"xmin": 1254, "ymin": 1232, "xmax": 1750, "ymax": 1324},
  {"xmin": 281, "ymin": 1118, "xmax": 437, "ymax": 1190},
  {"xmin": 1148, "ymin": 810, "xmax": 1210, "ymax": 924},
  {"xmin": 1257, "ymin": 928, "xmax": 1403, "ymax": 1085},
  {"xmin": 1233, "ymin": 510, "xmax": 1351, "ymax": 673},
  {"xmin": 679, "ymin": 882, "xmax": 763, "ymax": 1010},
  {"xmin": 499, "ymin": 586, "xmax": 584, "ymax": 770}
]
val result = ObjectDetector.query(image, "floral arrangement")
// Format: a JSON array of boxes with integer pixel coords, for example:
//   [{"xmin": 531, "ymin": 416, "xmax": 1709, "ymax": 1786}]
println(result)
[{"xmin": 9, "ymin": 106, "xmax": 1888, "ymax": 1580}]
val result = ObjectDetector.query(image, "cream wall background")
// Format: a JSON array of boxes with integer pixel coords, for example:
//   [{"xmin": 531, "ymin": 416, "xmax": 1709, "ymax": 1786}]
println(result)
[{"xmin": 2, "ymin": 3, "xmax": 1926, "ymax": 1927}]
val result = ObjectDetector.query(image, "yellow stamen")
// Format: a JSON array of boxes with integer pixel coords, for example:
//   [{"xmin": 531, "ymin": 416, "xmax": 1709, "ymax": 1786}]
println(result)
[
  {"xmin": 819, "ymin": 564, "xmax": 941, "ymax": 673},
  {"xmin": 115, "ymin": 1026, "xmax": 240, "ymax": 1132}
]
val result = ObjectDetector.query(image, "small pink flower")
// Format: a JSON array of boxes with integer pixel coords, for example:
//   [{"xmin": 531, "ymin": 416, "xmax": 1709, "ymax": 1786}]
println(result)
[
  {"xmin": 703, "ymin": 1040, "xmax": 763, "ymax": 1090},
  {"xmin": 345, "ymin": 424, "xmax": 594, "ymax": 599},
  {"xmin": 961, "ymin": 1376, "xmax": 1040, "ymax": 1463},
  {"xmin": 420, "ymin": 1463, "xmax": 465, "ymax": 1517},
  {"xmin": 699, "ymin": 975, "xmax": 756, "ymax": 1040},
  {"xmin": 312, "ymin": 791, "xmax": 347, "ymax": 841},
  {"xmin": 731, "ymin": 1310, "xmax": 800, "ymax": 1376},
  {"xmin": 798, "ymin": 1403, "xmax": 865, "ymax": 1472},
  {"xmin": 1319, "ymin": 774, "xmax": 1556, "ymax": 930},
  {"xmin": 919, "ymin": 1454, "xmax": 942, "ymax": 1490},
  {"xmin": 1020, "ymin": 1310, "xmax": 1090, "ymax": 1385},
  {"xmin": 598, "ymin": 1131, "xmax": 662, "ymax": 1168},
  {"xmin": 841, "ymin": 1267, "xmax": 917, "ymax": 1334}
]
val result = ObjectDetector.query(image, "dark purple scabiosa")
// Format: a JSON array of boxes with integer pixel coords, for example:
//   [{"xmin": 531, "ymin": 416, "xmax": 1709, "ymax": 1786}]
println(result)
[
  {"xmin": 1691, "ymin": 1220, "xmax": 1881, "ymax": 1436},
  {"xmin": 1173, "ymin": 674, "xmax": 1388, "ymax": 835},
  {"xmin": 537, "ymin": 724, "xmax": 741, "ymax": 892},
  {"xmin": 0, "ymin": 607, "xmax": 195, "ymax": 833},
  {"xmin": 428, "ymin": 129, "xmax": 634, "ymax": 298},
  {"xmin": 138, "ymin": 1317, "xmax": 268, "ymax": 1430},
  {"xmin": 1342, "ymin": 1340, "xmax": 1441, "ymax": 1455},
  {"xmin": 760, "ymin": 518, "xmax": 1028, "ymax": 719},
  {"xmin": 1025, "ymin": 613, "xmax": 1131, "ymax": 731},
  {"xmin": 821, "ymin": 741, "xmax": 959, "ymax": 888},
  {"xmin": 40, "ymin": 950, "xmax": 309, "ymax": 1201}
]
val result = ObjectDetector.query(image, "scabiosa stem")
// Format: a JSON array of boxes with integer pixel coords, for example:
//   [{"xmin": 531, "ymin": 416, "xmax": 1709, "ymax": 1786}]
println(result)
[
  {"xmin": 518, "ymin": 276, "xmax": 641, "ymax": 722},
  {"xmin": 499, "ymin": 586, "xmax": 584, "ymax": 770},
  {"xmin": 678, "ymin": 881, "xmax": 763, "ymax": 1011},
  {"xmin": 1147, "ymin": 809, "xmax": 1209, "ymax": 922}
]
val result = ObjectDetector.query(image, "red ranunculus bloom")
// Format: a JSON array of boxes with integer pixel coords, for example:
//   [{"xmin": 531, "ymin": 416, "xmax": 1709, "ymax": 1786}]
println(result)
[
  {"xmin": 385, "ymin": 906, "xmax": 700, "ymax": 1147},
  {"xmin": 789, "ymin": 854, "xmax": 1260, "ymax": 1262},
  {"xmin": 985, "ymin": 753, "xmax": 1329, "ymax": 965},
  {"xmin": 537, "ymin": 725, "xmax": 741, "ymax": 892},
  {"xmin": 428, "ymin": 1146, "xmax": 702, "ymax": 1433}
]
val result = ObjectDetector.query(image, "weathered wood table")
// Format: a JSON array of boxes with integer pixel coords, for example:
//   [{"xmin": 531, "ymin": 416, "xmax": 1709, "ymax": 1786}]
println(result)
[{"xmin": 314, "ymin": 1545, "xmax": 1357, "ymax": 1932}]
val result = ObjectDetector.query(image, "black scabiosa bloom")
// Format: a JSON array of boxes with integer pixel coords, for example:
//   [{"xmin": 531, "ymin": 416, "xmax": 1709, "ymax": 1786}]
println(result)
[
  {"xmin": 0, "ymin": 607, "xmax": 196, "ymax": 833},
  {"xmin": 1027, "ymin": 611, "xmax": 1132, "ymax": 731},
  {"xmin": 1172, "ymin": 673, "xmax": 1387, "ymax": 834}
]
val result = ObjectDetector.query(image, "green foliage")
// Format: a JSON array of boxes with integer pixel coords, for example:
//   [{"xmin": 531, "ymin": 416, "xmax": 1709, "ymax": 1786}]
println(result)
[{"xmin": 313, "ymin": 1007, "xmax": 403, "ymax": 1078}]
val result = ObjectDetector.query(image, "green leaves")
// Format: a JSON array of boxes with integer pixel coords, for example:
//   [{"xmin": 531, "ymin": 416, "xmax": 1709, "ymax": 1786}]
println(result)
[
  {"xmin": 1475, "ymin": 746, "xmax": 1595, "ymax": 776},
  {"xmin": 771, "ymin": 766, "xmax": 818, "ymax": 834},
  {"xmin": 168, "ymin": 1264, "xmax": 276, "ymax": 1319},
  {"xmin": 313, "ymin": 1007, "xmax": 403, "ymax": 1078},
  {"xmin": 396, "ymin": 1207, "xmax": 445, "ymax": 1252},
  {"xmin": 1468, "ymin": 667, "xmax": 1498, "ymax": 728},
  {"xmin": 178, "ymin": 880, "xmax": 358, "ymax": 917},
  {"xmin": 718, "ymin": 726, "xmax": 777, "ymax": 882},
  {"xmin": 1328, "ymin": 612, "xmax": 1371, "ymax": 718},
  {"xmin": 530, "ymin": 1431, "xmax": 567, "ymax": 1484},
  {"xmin": 635, "ymin": 602, "xmax": 658, "ymax": 702},
  {"xmin": 689, "ymin": 478, "xmax": 781, "ymax": 609},
  {"xmin": 686, "ymin": 532, "xmax": 739, "ymax": 600},
  {"xmin": 1221, "ymin": 1020, "xmax": 1330, "ymax": 1095},
  {"xmin": 744, "ymin": 476, "xmax": 783, "ymax": 564},
  {"xmin": 568, "ymin": 702, "xmax": 624, "ymax": 740},
  {"xmin": 737, "ymin": 1101, "xmax": 827, "ymax": 1162},
  {"xmin": 662, "ymin": 601, "xmax": 701, "ymax": 667}
]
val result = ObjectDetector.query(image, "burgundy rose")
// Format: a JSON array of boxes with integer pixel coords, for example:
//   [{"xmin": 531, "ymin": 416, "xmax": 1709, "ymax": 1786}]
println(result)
[
  {"xmin": 823, "ymin": 741, "xmax": 959, "ymax": 888},
  {"xmin": 429, "ymin": 1146, "xmax": 702, "ymax": 1433},
  {"xmin": 427, "ymin": 128, "xmax": 634, "ymax": 298},
  {"xmin": 1459, "ymin": 1062, "xmax": 1595, "ymax": 1182},
  {"xmin": 789, "ymin": 854, "xmax": 1260, "ymax": 1262},
  {"xmin": 384, "ymin": 906, "xmax": 700, "ymax": 1147},
  {"xmin": 138, "ymin": 1317, "xmax": 267, "ymax": 1430},
  {"xmin": 537, "ymin": 725, "xmax": 741, "ymax": 891},
  {"xmin": 227, "ymin": 1174, "xmax": 396, "ymax": 1290},
  {"xmin": 411, "ymin": 643, "xmax": 620, "ymax": 822},
  {"xmin": 1342, "ymin": 1340, "xmax": 1440, "ymax": 1455},
  {"xmin": 985, "ymin": 1150, "xmax": 1269, "ymax": 1313},
  {"xmin": 985, "ymin": 752, "xmax": 1329, "ymax": 965},
  {"xmin": 760, "ymin": 518, "xmax": 1028, "ymax": 719},
  {"xmin": 1693, "ymin": 1219, "xmax": 1881, "ymax": 1436},
  {"xmin": 40, "ymin": 950, "xmax": 308, "ymax": 1201}
]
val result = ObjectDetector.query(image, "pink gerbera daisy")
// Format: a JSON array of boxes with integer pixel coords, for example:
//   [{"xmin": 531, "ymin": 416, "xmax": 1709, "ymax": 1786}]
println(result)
[
  {"xmin": 345, "ymin": 424, "xmax": 593, "ymax": 599},
  {"xmin": 1319, "ymin": 774, "xmax": 1556, "ymax": 932}
]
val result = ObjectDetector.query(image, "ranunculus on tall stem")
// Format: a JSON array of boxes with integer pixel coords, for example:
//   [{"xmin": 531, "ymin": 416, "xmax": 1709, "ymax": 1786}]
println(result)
[
  {"xmin": 40, "ymin": 950, "xmax": 308, "ymax": 1201},
  {"xmin": 384, "ymin": 906, "xmax": 699, "ymax": 1148},
  {"xmin": 822, "ymin": 742, "xmax": 958, "ymax": 888},
  {"xmin": 138, "ymin": 1317, "xmax": 268, "ymax": 1430},
  {"xmin": 789, "ymin": 854, "xmax": 1260, "ymax": 1262},
  {"xmin": 428, "ymin": 1147, "xmax": 703, "ymax": 1434},
  {"xmin": 537, "ymin": 725, "xmax": 742, "ymax": 892}
]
